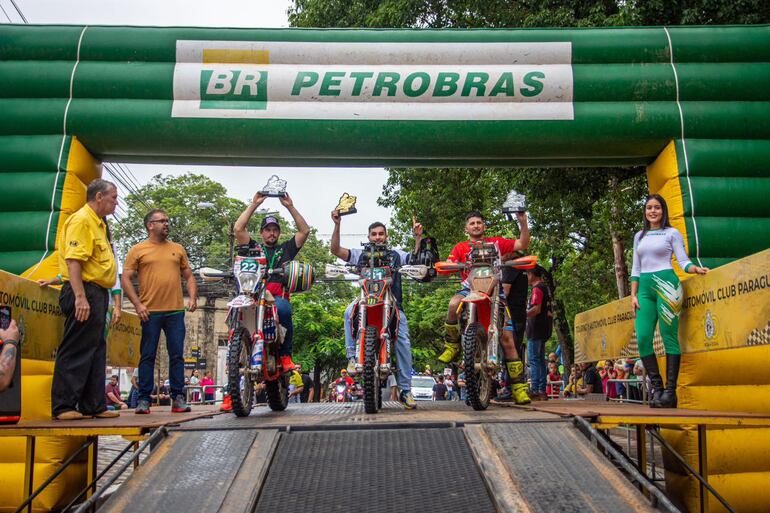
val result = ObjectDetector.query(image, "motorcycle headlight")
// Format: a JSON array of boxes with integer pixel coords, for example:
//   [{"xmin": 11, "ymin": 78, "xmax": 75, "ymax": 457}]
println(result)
[{"xmin": 237, "ymin": 272, "xmax": 260, "ymax": 294}]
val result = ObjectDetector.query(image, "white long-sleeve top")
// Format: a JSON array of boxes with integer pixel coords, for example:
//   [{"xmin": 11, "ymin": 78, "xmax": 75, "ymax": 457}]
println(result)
[{"xmin": 630, "ymin": 227, "xmax": 693, "ymax": 281}]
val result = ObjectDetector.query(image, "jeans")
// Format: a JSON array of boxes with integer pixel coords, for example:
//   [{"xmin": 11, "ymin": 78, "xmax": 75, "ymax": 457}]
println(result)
[
  {"xmin": 138, "ymin": 312, "xmax": 186, "ymax": 402},
  {"xmin": 344, "ymin": 301, "xmax": 413, "ymax": 392},
  {"xmin": 527, "ymin": 338, "xmax": 547, "ymax": 394},
  {"xmin": 275, "ymin": 296, "xmax": 294, "ymax": 356}
]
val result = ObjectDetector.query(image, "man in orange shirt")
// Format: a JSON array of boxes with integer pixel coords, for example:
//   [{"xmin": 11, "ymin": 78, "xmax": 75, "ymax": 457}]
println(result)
[{"xmin": 122, "ymin": 209, "xmax": 197, "ymax": 414}]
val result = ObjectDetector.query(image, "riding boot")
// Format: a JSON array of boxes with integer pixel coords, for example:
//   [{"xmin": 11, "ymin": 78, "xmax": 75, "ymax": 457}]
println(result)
[
  {"xmin": 653, "ymin": 354, "xmax": 680, "ymax": 408},
  {"xmin": 438, "ymin": 322, "xmax": 461, "ymax": 363},
  {"xmin": 641, "ymin": 355, "xmax": 664, "ymax": 407}
]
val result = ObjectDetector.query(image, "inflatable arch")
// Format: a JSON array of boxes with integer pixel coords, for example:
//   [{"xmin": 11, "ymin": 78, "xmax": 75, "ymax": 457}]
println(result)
[{"xmin": 1, "ymin": 24, "xmax": 769, "ymax": 512}]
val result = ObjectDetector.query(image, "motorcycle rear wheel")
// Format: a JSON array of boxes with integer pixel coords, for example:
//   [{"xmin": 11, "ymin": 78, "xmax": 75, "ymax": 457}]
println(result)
[
  {"xmin": 266, "ymin": 375, "xmax": 289, "ymax": 411},
  {"xmin": 227, "ymin": 327, "xmax": 255, "ymax": 417},
  {"xmin": 363, "ymin": 326, "xmax": 380, "ymax": 414},
  {"xmin": 463, "ymin": 322, "xmax": 491, "ymax": 410}
]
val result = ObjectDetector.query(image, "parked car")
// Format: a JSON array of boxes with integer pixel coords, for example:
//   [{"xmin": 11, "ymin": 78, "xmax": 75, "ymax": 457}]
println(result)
[{"xmin": 411, "ymin": 375, "xmax": 436, "ymax": 401}]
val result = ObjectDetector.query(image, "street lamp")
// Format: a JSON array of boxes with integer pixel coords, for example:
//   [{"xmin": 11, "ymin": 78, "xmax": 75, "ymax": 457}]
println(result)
[{"xmin": 196, "ymin": 202, "xmax": 235, "ymax": 269}]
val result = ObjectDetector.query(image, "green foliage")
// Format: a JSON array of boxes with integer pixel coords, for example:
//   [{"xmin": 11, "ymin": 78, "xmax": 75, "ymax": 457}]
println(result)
[{"xmin": 290, "ymin": 291, "xmax": 348, "ymax": 382}]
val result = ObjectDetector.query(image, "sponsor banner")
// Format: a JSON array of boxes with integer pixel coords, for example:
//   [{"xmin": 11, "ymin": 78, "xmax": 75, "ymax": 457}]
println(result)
[
  {"xmin": 0, "ymin": 270, "xmax": 141, "ymax": 365},
  {"xmin": 172, "ymin": 40, "xmax": 573, "ymax": 120},
  {"xmin": 574, "ymin": 248, "xmax": 770, "ymax": 362}
]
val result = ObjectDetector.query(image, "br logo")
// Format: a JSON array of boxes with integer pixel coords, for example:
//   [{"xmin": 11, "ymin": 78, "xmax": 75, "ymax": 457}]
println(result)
[{"xmin": 199, "ymin": 69, "xmax": 268, "ymax": 110}]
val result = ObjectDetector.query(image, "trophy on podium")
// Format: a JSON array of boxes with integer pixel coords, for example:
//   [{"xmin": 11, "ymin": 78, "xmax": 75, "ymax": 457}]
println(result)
[
  {"xmin": 261, "ymin": 175, "xmax": 288, "ymax": 198},
  {"xmin": 502, "ymin": 190, "xmax": 527, "ymax": 221},
  {"xmin": 334, "ymin": 192, "xmax": 358, "ymax": 216}
]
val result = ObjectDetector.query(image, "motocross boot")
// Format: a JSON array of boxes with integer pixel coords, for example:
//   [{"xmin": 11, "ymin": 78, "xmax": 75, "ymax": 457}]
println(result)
[
  {"xmin": 641, "ymin": 355, "xmax": 664, "ymax": 407},
  {"xmin": 507, "ymin": 360, "xmax": 531, "ymax": 405},
  {"xmin": 219, "ymin": 394, "xmax": 233, "ymax": 412},
  {"xmin": 652, "ymin": 354, "xmax": 680, "ymax": 408},
  {"xmin": 438, "ymin": 322, "xmax": 461, "ymax": 363}
]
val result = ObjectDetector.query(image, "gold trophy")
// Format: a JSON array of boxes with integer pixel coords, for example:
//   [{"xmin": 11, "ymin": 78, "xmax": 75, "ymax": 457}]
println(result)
[{"xmin": 334, "ymin": 192, "xmax": 358, "ymax": 216}]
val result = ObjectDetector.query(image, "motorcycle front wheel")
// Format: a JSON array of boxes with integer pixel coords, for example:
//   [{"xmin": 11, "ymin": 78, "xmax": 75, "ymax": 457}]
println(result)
[
  {"xmin": 266, "ymin": 375, "xmax": 289, "ymax": 411},
  {"xmin": 363, "ymin": 325, "xmax": 380, "ymax": 414},
  {"xmin": 463, "ymin": 322, "xmax": 491, "ymax": 410},
  {"xmin": 227, "ymin": 327, "xmax": 255, "ymax": 417}
]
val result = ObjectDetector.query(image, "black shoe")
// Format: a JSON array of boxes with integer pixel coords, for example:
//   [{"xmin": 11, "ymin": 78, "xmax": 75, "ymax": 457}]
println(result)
[
  {"xmin": 653, "ymin": 355, "xmax": 680, "ymax": 408},
  {"xmin": 641, "ymin": 355, "xmax": 664, "ymax": 407}
]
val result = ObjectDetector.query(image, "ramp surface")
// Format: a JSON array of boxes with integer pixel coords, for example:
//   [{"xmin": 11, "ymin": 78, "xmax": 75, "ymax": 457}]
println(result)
[{"xmin": 254, "ymin": 428, "xmax": 496, "ymax": 513}]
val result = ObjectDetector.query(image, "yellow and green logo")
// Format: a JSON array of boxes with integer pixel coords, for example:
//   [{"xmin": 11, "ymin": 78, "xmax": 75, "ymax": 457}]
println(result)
[{"xmin": 199, "ymin": 49, "xmax": 269, "ymax": 110}]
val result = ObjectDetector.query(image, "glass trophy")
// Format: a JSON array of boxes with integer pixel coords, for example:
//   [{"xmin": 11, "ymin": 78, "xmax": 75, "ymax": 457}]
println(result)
[
  {"xmin": 261, "ymin": 175, "xmax": 287, "ymax": 197},
  {"xmin": 502, "ymin": 189, "xmax": 527, "ymax": 219},
  {"xmin": 334, "ymin": 193, "xmax": 358, "ymax": 216}
]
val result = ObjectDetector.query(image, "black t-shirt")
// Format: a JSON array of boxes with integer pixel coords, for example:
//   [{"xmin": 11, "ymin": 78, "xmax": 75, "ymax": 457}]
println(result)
[
  {"xmin": 246, "ymin": 237, "xmax": 300, "ymax": 298},
  {"xmin": 582, "ymin": 366, "xmax": 602, "ymax": 393},
  {"xmin": 526, "ymin": 282, "xmax": 552, "ymax": 340},
  {"xmin": 433, "ymin": 383, "xmax": 448, "ymax": 400},
  {"xmin": 300, "ymin": 373, "xmax": 314, "ymax": 403},
  {"xmin": 501, "ymin": 268, "xmax": 528, "ymax": 323}
]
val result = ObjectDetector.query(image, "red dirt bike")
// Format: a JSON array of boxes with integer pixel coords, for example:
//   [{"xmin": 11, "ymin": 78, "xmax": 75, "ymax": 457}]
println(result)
[
  {"xmin": 330, "ymin": 381, "xmax": 353, "ymax": 402},
  {"xmin": 200, "ymin": 245, "xmax": 314, "ymax": 417},
  {"xmin": 326, "ymin": 243, "xmax": 429, "ymax": 414},
  {"xmin": 436, "ymin": 248, "xmax": 537, "ymax": 410}
]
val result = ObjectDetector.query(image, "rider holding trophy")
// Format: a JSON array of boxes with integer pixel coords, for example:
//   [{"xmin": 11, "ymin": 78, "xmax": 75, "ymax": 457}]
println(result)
[
  {"xmin": 438, "ymin": 194, "xmax": 530, "ymax": 403},
  {"xmin": 233, "ymin": 176, "xmax": 310, "ymax": 371},
  {"xmin": 330, "ymin": 196, "xmax": 424, "ymax": 410}
]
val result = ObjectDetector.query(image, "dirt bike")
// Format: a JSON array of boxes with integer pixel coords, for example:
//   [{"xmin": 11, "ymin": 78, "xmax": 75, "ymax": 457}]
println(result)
[
  {"xmin": 436, "ymin": 248, "xmax": 537, "ymax": 410},
  {"xmin": 326, "ymin": 243, "xmax": 429, "ymax": 414},
  {"xmin": 200, "ymin": 245, "xmax": 314, "ymax": 417},
  {"xmin": 330, "ymin": 381, "xmax": 353, "ymax": 402}
]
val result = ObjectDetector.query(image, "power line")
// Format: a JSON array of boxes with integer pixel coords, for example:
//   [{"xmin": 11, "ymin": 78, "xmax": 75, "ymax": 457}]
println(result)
[
  {"xmin": 117, "ymin": 163, "xmax": 143, "ymax": 192},
  {"xmin": 8, "ymin": 0, "xmax": 26, "ymax": 23},
  {"xmin": 0, "ymin": 2, "xmax": 13, "ymax": 23}
]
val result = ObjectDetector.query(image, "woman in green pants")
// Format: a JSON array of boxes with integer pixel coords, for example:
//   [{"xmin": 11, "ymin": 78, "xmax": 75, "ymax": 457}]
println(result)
[{"xmin": 630, "ymin": 195, "xmax": 708, "ymax": 408}]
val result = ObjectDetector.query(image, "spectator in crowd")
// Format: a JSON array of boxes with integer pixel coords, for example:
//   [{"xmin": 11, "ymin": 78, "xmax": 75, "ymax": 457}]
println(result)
[
  {"xmin": 52, "ymin": 179, "xmax": 120, "ymax": 421},
  {"xmin": 122, "ymin": 208, "xmax": 197, "ymax": 415},
  {"xmin": 445, "ymin": 374, "xmax": 455, "ymax": 401},
  {"xmin": 153, "ymin": 381, "xmax": 171, "ymax": 406},
  {"xmin": 424, "ymin": 366, "xmax": 433, "ymax": 376},
  {"xmin": 201, "ymin": 370, "xmax": 215, "ymax": 403},
  {"xmin": 603, "ymin": 360, "xmax": 619, "ymax": 400},
  {"xmin": 546, "ymin": 362, "xmax": 562, "ymax": 398},
  {"xmin": 633, "ymin": 358, "xmax": 650, "ymax": 401},
  {"xmin": 288, "ymin": 368, "xmax": 304, "ymax": 403},
  {"xmin": 189, "ymin": 370, "xmax": 201, "ymax": 402},
  {"xmin": 577, "ymin": 362, "xmax": 602, "ymax": 396},
  {"xmin": 614, "ymin": 362, "xmax": 628, "ymax": 400},
  {"xmin": 458, "ymin": 372, "xmax": 467, "ymax": 402},
  {"xmin": 126, "ymin": 368, "xmax": 140, "ymax": 409},
  {"xmin": 499, "ymin": 252, "xmax": 530, "ymax": 404},
  {"xmin": 563, "ymin": 364, "xmax": 582, "ymax": 397},
  {"xmin": 433, "ymin": 375, "xmax": 448, "ymax": 400},
  {"xmin": 105, "ymin": 374, "xmax": 127, "ymax": 410},
  {"xmin": 526, "ymin": 266, "xmax": 553, "ymax": 400},
  {"xmin": 0, "ymin": 320, "xmax": 20, "ymax": 393},
  {"xmin": 299, "ymin": 365, "xmax": 314, "ymax": 403}
]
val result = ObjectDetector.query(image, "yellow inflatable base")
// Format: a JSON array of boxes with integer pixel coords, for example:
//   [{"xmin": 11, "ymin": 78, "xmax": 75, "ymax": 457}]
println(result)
[{"xmin": 0, "ymin": 360, "xmax": 87, "ymax": 513}]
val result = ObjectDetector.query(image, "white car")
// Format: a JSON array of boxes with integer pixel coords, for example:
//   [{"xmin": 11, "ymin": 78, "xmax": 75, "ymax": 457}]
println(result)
[{"xmin": 411, "ymin": 375, "xmax": 436, "ymax": 401}]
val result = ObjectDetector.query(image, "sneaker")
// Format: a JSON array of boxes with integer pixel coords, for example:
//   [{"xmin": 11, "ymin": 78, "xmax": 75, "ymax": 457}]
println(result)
[
  {"xmin": 438, "ymin": 342, "xmax": 460, "ymax": 364},
  {"xmin": 278, "ymin": 354, "xmax": 296, "ymax": 372},
  {"xmin": 511, "ymin": 384, "xmax": 532, "ymax": 405},
  {"xmin": 171, "ymin": 395, "xmax": 191, "ymax": 413},
  {"xmin": 399, "ymin": 391, "xmax": 417, "ymax": 410},
  {"xmin": 346, "ymin": 357, "xmax": 358, "ymax": 375},
  {"xmin": 135, "ymin": 399, "xmax": 151, "ymax": 414}
]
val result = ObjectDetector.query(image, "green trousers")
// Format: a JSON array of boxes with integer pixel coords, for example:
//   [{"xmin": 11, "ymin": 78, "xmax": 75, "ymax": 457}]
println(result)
[{"xmin": 635, "ymin": 270, "xmax": 683, "ymax": 358}]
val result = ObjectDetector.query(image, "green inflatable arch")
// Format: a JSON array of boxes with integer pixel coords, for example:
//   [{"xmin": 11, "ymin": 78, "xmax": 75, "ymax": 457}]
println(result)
[{"xmin": 1, "ymin": 24, "xmax": 769, "ymax": 279}]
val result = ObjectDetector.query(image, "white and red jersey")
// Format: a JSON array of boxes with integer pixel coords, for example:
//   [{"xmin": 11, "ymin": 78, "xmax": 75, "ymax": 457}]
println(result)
[{"xmin": 447, "ymin": 237, "xmax": 518, "ymax": 283}]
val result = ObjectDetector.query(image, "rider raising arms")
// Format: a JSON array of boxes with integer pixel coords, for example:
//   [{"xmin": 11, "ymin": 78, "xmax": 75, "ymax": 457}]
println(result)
[
  {"xmin": 438, "ymin": 211, "xmax": 530, "ymax": 392},
  {"xmin": 330, "ymin": 210, "xmax": 423, "ymax": 409},
  {"xmin": 233, "ymin": 191, "xmax": 310, "ymax": 371}
]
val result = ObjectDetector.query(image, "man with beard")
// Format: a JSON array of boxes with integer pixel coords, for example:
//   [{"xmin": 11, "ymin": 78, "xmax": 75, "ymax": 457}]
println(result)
[
  {"xmin": 123, "ymin": 209, "xmax": 198, "ymax": 414},
  {"xmin": 234, "ymin": 191, "xmax": 310, "ymax": 371}
]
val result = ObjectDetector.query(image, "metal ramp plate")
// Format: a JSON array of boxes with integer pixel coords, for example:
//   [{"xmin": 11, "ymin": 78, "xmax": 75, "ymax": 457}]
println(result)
[
  {"xmin": 470, "ymin": 422, "xmax": 654, "ymax": 513},
  {"xmin": 254, "ymin": 428, "xmax": 496, "ymax": 513},
  {"xmin": 100, "ymin": 429, "xmax": 278, "ymax": 513}
]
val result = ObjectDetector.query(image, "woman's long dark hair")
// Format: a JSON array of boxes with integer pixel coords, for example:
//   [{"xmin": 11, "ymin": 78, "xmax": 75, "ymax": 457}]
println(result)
[{"xmin": 640, "ymin": 194, "xmax": 672, "ymax": 239}]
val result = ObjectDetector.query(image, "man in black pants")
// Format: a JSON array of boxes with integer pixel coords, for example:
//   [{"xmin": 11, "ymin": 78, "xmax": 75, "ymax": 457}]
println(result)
[
  {"xmin": 497, "ymin": 255, "xmax": 531, "ymax": 404},
  {"xmin": 52, "ymin": 179, "xmax": 120, "ymax": 421}
]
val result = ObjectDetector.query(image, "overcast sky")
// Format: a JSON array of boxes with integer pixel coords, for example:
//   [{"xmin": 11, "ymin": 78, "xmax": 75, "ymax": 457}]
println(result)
[{"xmin": 3, "ymin": 0, "xmax": 392, "ymax": 249}]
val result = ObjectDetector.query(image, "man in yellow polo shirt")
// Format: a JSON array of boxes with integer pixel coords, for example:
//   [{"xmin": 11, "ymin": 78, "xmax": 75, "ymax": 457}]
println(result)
[
  {"xmin": 122, "ymin": 209, "xmax": 197, "ymax": 414},
  {"xmin": 52, "ymin": 179, "xmax": 120, "ymax": 421}
]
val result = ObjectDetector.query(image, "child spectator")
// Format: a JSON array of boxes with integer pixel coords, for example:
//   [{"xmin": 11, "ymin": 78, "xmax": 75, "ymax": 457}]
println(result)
[
  {"xmin": 201, "ymin": 370, "xmax": 215, "ymax": 403},
  {"xmin": 546, "ymin": 362, "xmax": 562, "ymax": 398}
]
